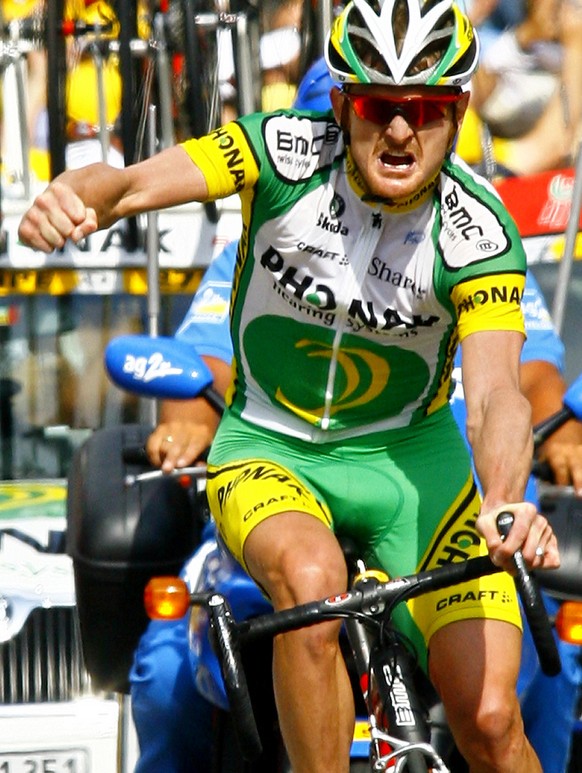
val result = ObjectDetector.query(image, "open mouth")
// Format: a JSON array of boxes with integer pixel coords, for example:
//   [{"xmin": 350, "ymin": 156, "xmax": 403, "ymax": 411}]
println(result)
[{"xmin": 380, "ymin": 151, "xmax": 415, "ymax": 168}]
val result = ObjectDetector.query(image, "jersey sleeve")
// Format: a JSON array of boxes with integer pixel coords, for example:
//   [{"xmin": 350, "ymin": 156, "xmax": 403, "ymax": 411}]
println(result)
[
  {"xmin": 180, "ymin": 121, "xmax": 260, "ymax": 200},
  {"xmin": 174, "ymin": 241, "xmax": 237, "ymax": 364},
  {"xmin": 438, "ymin": 159, "xmax": 528, "ymax": 342},
  {"xmin": 451, "ymin": 272, "xmax": 526, "ymax": 342}
]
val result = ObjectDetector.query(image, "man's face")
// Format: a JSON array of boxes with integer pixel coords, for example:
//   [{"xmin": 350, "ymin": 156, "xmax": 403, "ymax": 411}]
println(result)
[{"xmin": 331, "ymin": 85, "xmax": 469, "ymax": 204}]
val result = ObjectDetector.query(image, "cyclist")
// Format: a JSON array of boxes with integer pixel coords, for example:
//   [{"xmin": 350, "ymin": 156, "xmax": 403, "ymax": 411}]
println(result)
[
  {"xmin": 135, "ymin": 59, "xmax": 582, "ymax": 772},
  {"xmin": 18, "ymin": 2, "xmax": 560, "ymax": 770},
  {"xmin": 140, "ymin": 236, "xmax": 582, "ymax": 773}
]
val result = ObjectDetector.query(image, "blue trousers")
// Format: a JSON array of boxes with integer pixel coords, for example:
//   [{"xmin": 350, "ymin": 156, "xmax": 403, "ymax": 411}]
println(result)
[
  {"xmin": 130, "ymin": 616, "xmax": 213, "ymax": 773},
  {"xmin": 518, "ymin": 595, "xmax": 582, "ymax": 773}
]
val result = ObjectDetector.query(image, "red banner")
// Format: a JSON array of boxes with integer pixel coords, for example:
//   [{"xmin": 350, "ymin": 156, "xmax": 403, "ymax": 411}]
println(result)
[{"xmin": 494, "ymin": 168, "xmax": 582, "ymax": 238}]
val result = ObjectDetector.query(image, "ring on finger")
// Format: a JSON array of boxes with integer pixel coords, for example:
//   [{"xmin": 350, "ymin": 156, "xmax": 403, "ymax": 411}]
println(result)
[
  {"xmin": 535, "ymin": 545, "xmax": 545, "ymax": 558},
  {"xmin": 165, "ymin": 435, "xmax": 174, "ymax": 443}
]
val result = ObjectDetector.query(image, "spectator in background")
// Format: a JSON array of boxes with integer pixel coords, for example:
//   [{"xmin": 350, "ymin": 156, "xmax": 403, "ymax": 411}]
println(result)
[{"xmin": 457, "ymin": 0, "xmax": 582, "ymax": 176}]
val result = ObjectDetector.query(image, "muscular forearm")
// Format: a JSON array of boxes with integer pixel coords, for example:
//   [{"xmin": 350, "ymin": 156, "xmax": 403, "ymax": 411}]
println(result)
[
  {"xmin": 559, "ymin": 2, "xmax": 582, "ymax": 149},
  {"xmin": 522, "ymin": 359, "xmax": 582, "ymax": 490},
  {"xmin": 466, "ymin": 387, "xmax": 552, "ymax": 571},
  {"xmin": 58, "ymin": 146, "xmax": 207, "ymax": 228},
  {"xmin": 468, "ymin": 387, "xmax": 534, "ymax": 508}
]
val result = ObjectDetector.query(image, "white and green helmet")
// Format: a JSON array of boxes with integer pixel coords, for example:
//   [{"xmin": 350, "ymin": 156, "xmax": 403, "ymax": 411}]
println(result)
[{"xmin": 325, "ymin": 0, "xmax": 479, "ymax": 87}]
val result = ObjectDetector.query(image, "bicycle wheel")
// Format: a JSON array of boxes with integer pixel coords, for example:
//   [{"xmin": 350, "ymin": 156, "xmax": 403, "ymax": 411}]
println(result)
[
  {"xmin": 46, "ymin": 0, "xmax": 67, "ymax": 179},
  {"xmin": 116, "ymin": 0, "xmax": 140, "ymax": 250}
]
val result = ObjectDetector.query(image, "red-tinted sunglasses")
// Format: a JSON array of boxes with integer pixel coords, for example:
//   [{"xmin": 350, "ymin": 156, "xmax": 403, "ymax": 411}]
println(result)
[{"xmin": 344, "ymin": 92, "xmax": 463, "ymax": 129}]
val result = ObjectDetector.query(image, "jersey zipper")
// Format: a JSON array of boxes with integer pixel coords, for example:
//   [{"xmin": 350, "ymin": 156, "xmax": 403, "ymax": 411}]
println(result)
[{"xmin": 319, "ymin": 205, "xmax": 385, "ymax": 432}]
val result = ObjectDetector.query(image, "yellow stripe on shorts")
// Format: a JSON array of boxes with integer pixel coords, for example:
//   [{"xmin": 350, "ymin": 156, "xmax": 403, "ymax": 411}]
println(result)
[
  {"xmin": 408, "ymin": 474, "xmax": 522, "ymax": 644},
  {"xmin": 206, "ymin": 459, "xmax": 332, "ymax": 570}
]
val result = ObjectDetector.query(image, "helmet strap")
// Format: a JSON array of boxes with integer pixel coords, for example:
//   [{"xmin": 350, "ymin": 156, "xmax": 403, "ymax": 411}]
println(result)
[{"xmin": 339, "ymin": 95, "xmax": 352, "ymax": 144}]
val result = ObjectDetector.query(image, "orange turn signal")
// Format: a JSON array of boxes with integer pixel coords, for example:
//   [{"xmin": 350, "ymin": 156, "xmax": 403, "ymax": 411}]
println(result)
[
  {"xmin": 555, "ymin": 601, "xmax": 582, "ymax": 644},
  {"xmin": 144, "ymin": 576, "xmax": 191, "ymax": 620}
]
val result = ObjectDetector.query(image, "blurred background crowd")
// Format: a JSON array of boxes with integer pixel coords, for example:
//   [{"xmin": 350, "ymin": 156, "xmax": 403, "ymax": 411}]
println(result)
[{"xmin": 1, "ymin": 0, "xmax": 581, "ymax": 193}]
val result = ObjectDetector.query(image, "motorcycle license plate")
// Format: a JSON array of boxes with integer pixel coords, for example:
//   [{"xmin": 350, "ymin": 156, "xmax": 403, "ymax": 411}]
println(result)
[{"xmin": 0, "ymin": 749, "xmax": 88, "ymax": 773}]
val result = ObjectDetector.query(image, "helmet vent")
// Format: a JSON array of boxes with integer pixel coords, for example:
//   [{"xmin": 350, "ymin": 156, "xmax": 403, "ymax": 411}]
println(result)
[
  {"xmin": 392, "ymin": 0, "xmax": 410, "ymax": 58},
  {"xmin": 349, "ymin": 8, "xmax": 393, "ymax": 77}
]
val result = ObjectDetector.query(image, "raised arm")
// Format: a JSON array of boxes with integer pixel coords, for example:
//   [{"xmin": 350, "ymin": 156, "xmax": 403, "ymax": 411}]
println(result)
[
  {"xmin": 461, "ymin": 329, "xmax": 559, "ymax": 570},
  {"xmin": 18, "ymin": 145, "xmax": 209, "ymax": 253}
]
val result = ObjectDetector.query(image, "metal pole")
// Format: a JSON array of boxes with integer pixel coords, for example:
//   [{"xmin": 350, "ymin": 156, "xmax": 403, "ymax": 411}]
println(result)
[
  {"xmin": 146, "ymin": 105, "xmax": 160, "ymax": 338},
  {"xmin": 153, "ymin": 13, "xmax": 175, "ymax": 149},
  {"xmin": 14, "ymin": 51, "xmax": 31, "ymax": 198},
  {"xmin": 317, "ymin": 0, "xmax": 333, "ymax": 57},
  {"xmin": 234, "ymin": 12, "xmax": 258, "ymax": 116},
  {"xmin": 93, "ymin": 43, "xmax": 110, "ymax": 161},
  {"xmin": 551, "ymin": 141, "xmax": 582, "ymax": 335},
  {"xmin": 146, "ymin": 105, "xmax": 160, "ymax": 425},
  {"xmin": 116, "ymin": 693, "xmax": 132, "ymax": 773},
  {"xmin": 118, "ymin": 0, "xmax": 139, "ymax": 249}
]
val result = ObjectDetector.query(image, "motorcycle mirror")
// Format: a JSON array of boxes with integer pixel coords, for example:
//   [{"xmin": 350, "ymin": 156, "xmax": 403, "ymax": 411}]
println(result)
[{"xmin": 104, "ymin": 334, "xmax": 214, "ymax": 400}]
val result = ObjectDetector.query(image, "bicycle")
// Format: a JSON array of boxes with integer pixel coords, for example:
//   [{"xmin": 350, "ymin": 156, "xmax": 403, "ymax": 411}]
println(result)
[{"xmin": 145, "ymin": 516, "xmax": 560, "ymax": 772}]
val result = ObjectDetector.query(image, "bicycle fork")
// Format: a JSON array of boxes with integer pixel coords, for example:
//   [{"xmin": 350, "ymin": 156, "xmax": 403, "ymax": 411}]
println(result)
[{"xmin": 344, "ymin": 570, "xmax": 449, "ymax": 773}]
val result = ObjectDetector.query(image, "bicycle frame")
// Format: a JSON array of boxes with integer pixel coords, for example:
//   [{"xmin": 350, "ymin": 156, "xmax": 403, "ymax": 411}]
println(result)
[
  {"xmin": 343, "ymin": 566, "xmax": 448, "ymax": 772},
  {"xmin": 206, "ymin": 540, "xmax": 557, "ymax": 769}
]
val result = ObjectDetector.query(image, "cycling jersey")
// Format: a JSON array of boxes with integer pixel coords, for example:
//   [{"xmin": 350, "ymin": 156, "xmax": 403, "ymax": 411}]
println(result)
[
  {"xmin": 177, "ymin": 247, "xmax": 559, "ymax": 371},
  {"xmin": 181, "ymin": 110, "xmax": 526, "ymax": 442}
]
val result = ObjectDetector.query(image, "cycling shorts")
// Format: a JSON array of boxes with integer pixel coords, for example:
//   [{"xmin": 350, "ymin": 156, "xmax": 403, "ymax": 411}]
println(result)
[{"xmin": 206, "ymin": 407, "xmax": 521, "ymax": 667}]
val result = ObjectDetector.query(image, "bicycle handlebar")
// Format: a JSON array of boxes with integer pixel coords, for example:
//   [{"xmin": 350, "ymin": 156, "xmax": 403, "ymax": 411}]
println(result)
[
  {"xmin": 207, "ymin": 555, "xmax": 498, "ymax": 760},
  {"xmin": 496, "ymin": 512, "xmax": 561, "ymax": 676},
  {"xmin": 206, "ymin": 538, "xmax": 561, "ymax": 760},
  {"xmin": 235, "ymin": 555, "xmax": 499, "ymax": 643}
]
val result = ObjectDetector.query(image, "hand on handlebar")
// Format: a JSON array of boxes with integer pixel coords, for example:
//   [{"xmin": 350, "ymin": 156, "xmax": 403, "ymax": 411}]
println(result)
[
  {"xmin": 476, "ymin": 502, "xmax": 560, "ymax": 573},
  {"xmin": 146, "ymin": 420, "xmax": 214, "ymax": 474},
  {"xmin": 18, "ymin": 180, "xmax": 98, "ymax": 253}
]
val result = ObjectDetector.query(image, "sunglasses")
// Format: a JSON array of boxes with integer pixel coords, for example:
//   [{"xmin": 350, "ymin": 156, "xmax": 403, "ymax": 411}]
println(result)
[{"xmin": 344, "ymin": 92, "xmax": 463, "ymax": 129}]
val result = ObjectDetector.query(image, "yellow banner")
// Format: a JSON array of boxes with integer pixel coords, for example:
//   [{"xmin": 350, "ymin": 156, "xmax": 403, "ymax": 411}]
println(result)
[{"xmin": 0, "ymin": 269, "xmax": 204, "ymax": 296}]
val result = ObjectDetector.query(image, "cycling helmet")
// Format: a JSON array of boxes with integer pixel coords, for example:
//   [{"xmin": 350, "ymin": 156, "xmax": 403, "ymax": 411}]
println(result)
[
  {"xmin": 326, "ymin": 0, "xmax": 479, "ymax": 88},
  {"xmin": 293, "ymin": 57, "xmax": 334, "ymax": 111}
]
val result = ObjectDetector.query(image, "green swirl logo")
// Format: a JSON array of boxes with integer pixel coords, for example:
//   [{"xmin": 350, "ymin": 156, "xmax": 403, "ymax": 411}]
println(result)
[{"xmin": 243, "ymin": 317, "xmax": 429, "ymax": 427}]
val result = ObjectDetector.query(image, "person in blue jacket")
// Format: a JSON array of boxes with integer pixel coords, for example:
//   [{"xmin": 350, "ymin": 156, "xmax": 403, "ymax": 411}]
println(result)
[{"xmin": 130, "ymin": 58, "xmax": 582, "ymax": 773}]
